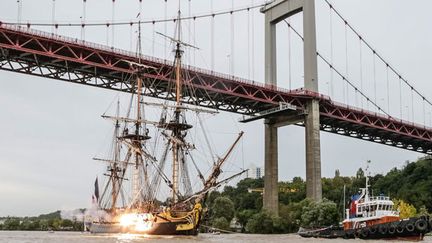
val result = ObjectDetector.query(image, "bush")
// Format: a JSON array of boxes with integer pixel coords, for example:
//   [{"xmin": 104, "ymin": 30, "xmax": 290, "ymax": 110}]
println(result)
[
  {"xmin": 211, "ymin": 217, "xmax": 230, "ymax": 231},
  {"xmin": 300, "ymin": 198, "xmax": 339, "ymax": 228},
  {"xmin": 245, "ymin": 211, "xmax": 285, "ymax": 234}
]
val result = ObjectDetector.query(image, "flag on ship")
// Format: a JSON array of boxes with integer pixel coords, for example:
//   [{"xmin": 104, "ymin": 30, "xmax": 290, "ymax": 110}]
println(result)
[{"xmin": 92, "ymin": 177, "xmax": 99, "ymax": 204}]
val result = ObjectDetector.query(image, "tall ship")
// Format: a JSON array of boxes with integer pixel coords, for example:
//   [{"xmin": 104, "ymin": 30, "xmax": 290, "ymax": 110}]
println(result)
[
  {"xmin": 299, "ymin": 165, "xmax": 431, "ymax": 240},
  {"xmin": 88, "ymin": 9, "xmax": 246, "ymax": 235}
]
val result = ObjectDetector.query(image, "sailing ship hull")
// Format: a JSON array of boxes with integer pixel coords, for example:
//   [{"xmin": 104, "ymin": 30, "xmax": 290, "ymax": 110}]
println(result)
[
  {"xmin": 89, "ymin": 220, "xmax": 198, "ymax": 235},
  {"xmin": 89, "ymin": 204, "xmax": 202, "ymax": 235}
]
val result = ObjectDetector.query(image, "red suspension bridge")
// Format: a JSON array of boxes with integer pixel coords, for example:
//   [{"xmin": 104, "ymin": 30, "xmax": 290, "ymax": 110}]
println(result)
[
  {"xmin": 1, "ymin": 0, "xmax": 432, "ymax": 214},
  {"xmin": 0, "ymin": 23, "xmax": 431, "ymax": 153}
]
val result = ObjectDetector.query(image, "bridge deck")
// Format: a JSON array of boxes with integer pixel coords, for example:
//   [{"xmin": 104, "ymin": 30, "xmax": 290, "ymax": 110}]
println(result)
[{"xmin": 0, "ymin": 23, "xmax": 431, "ymax": 154}]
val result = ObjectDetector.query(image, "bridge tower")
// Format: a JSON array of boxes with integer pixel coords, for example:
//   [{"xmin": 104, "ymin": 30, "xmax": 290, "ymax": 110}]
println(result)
[{"xmin": 260, "ymin": 0, "xmax": 321, "ymax": 215}]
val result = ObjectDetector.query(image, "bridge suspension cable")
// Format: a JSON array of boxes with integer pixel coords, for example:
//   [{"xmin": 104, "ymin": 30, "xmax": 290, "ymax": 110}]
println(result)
[
  {"xmin": 81, "ymin": 0, "xmax": 86, "ymax": 41},
  {"xmin": 230, "ymin": 0, "xmax": 235, "ymax": 77},
  {"xmin": 7, "ymin": 2, "xmax": 268, "ymax": 27},
  {"xmin": 324, "ymin": 0, "xmax": 432, "ymax": 116},
  {"xmin": 283, "ymin": 21, "xmax": 392, "ymax": 118},
  {"xmin": 17, "ymin": 0, "xmax": 22, "ymax": 24}
]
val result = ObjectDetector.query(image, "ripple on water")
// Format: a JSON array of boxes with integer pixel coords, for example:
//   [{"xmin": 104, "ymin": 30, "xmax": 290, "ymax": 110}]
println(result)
[{"xmin": 0, "ymin": 231, "xmax": 431, "ymax": 243}]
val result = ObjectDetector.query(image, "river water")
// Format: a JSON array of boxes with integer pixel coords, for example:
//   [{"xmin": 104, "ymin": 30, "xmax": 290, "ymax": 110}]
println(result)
[{"xmin": 1, "ymin": 231, "xmax": 431, "ymax": 243}]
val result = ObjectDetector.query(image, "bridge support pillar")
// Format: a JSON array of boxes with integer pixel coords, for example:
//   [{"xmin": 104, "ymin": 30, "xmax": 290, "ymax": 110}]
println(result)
[
  {"xmin": 261, "ymin": 0, "xmax": 322, "ymax": 215},
  {"xmin": 305, "ymin": 100, "xmax": 322, "ymax": 200},
  {"xmin": 264, "ymin": 120, "xmax": 279, "ymax": 214}
]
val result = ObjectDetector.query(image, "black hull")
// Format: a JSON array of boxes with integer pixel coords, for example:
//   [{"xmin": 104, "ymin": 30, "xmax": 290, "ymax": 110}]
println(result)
[
  {"xmin": 299, "ymin": 216, "xmax": 431, "ymax": 241},
  {"xmin": 90, "ymin": 221, "xmax": 198, "ymax": 235}
]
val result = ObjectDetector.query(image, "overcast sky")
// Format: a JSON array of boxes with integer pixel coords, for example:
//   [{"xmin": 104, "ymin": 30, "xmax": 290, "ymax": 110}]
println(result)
[{"xmin": 0, "ymin": 0, "xmax": 431, "ymax": 216}]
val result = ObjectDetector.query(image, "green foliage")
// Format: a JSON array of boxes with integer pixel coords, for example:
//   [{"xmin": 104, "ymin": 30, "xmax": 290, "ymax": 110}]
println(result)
[
  {"xmin": 0, "ymin": 210, "xmax": 83, "ymax": 231},
  {"xmin": 417, "ymin": 206, "xmax": 430, "ymax": 217},
  {"xmin": 300, "ymin": 198, "xmax": 339, "ymax": 228},
  {"xmin": 210, "ymin": 197, "xmax": 235, "ymax": 222},
  {"xmin": 373, "ymin": 158, "xmax": 432, "ymax": 211},
  {"xmin": 236, "ymin": 209, "xmax": 256, "ymax": 232},
  {"xmin": 245, "ymin": 211, "xmax": 284, "ymax": 234},
  {"xmin": 3, "ymin": 218, "xmax": 20, "ymax": 230},
  {"xmin": 279, "ymin": 198, "xmax": 312, "ymax": 232},
  {"xmin": 211, "ymin": 217, "xmax": 230, "ymax": 231}
]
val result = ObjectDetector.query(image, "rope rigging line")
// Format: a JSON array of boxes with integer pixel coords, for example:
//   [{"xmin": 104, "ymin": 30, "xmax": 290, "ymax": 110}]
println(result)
[
  {"xmin": 187, "ymin": 0, "xmax": 192, "ymax": 64},
  {"xmin": 324, "ymin": 0, "xmax": 432, "ymax": 110},
  {"xmin": 284, "ymin": 22, "xmax": 391, "ymax": 118}
]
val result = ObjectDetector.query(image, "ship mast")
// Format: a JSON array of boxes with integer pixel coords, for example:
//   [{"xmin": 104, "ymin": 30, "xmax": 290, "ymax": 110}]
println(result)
[
  {"xmin": 111, "ymin": 100, "xmax": 121, "ymax": 210},
  {"xmin": 172, "ymin": 9, "xmax": 183, "ymax": 203}
]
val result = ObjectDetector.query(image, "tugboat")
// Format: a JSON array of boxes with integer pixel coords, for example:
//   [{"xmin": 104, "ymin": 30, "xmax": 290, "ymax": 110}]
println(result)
[
  {"xmin": 341, "ymin": 176, "xmax": 430, "ymax": 240},
  {"xmin": 299, "ymin": 166, "xmax": 431, "ymax": 240}
]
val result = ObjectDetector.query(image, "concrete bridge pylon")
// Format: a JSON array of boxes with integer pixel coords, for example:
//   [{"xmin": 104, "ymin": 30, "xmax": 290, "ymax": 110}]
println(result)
[{"xmin": 261, "ymin": 0, "xmax": 322, "ymax": 215}]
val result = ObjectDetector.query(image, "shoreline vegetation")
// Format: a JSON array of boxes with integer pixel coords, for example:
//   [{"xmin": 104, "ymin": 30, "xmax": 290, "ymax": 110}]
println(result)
[{"xmin": 1, "ymin": 156, "xmax": 431, "ymax": 233}]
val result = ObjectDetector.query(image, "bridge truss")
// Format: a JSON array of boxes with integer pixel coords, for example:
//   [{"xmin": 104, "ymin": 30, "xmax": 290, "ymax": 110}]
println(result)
[{"xmin": 0, "ymin": 23, "xmax": 431, "ymax": 154}]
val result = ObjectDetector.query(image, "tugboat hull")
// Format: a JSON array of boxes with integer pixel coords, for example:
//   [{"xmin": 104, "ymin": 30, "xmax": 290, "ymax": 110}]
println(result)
[
  {"xmin": 350, "ymin": 217, "xmax": 429, "ymax": 240},
  {"xmin": 299, "ymin": 217, "xmax": 430, "ymax": 241}
]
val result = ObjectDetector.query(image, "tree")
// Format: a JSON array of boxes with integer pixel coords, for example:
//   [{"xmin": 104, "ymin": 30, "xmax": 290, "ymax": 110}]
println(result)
[
  {"xmin": 238, "ymin": 192, "xmax": 261, "ymax": 211},
  {"xmin": 356, "ymin": 168, "xmax": 364, "ymax": 178},
  {"xmin": 245, "ymin": 211, "xmax": 275, "ymax": 233},
  {"xmin": 279, "ymin": 199, "xmax": 313, "ymax": 232},
  {"xmin": 236, "ymin": 209, "xmax": 255, "ymax": 232},
  {"xmin": 394, "ymin": 199, "xmax": 417, "ymax": 219},
  {"xmin": 417, "ymin": 206, "xmax": 429, "ymax": 217},
  {"xmin": 61, "ymin": 219, "xmax": 74, "ymax": 228},
  {"xmin": 4, "ymin": 218, "xmax": 20, "ymax": 230},
  {"xmin": 301, "ymin": 198, "xmax": 339, "ymax": 228},
  {"xmin": 211, "ymin": 197, "xmax": 235, "ymax": 222}
]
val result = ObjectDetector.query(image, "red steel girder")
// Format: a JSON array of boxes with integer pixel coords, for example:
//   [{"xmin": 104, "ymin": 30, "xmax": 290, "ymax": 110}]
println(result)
[{"xmin": 0, "ymin": 23, "xmax": 431, "ymax": 154}]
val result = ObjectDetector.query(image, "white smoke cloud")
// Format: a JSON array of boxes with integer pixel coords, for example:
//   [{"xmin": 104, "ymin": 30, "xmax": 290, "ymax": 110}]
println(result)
[{"xmin": 61, "ymin": 204, "xmax": 112, "ymax": 222}]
